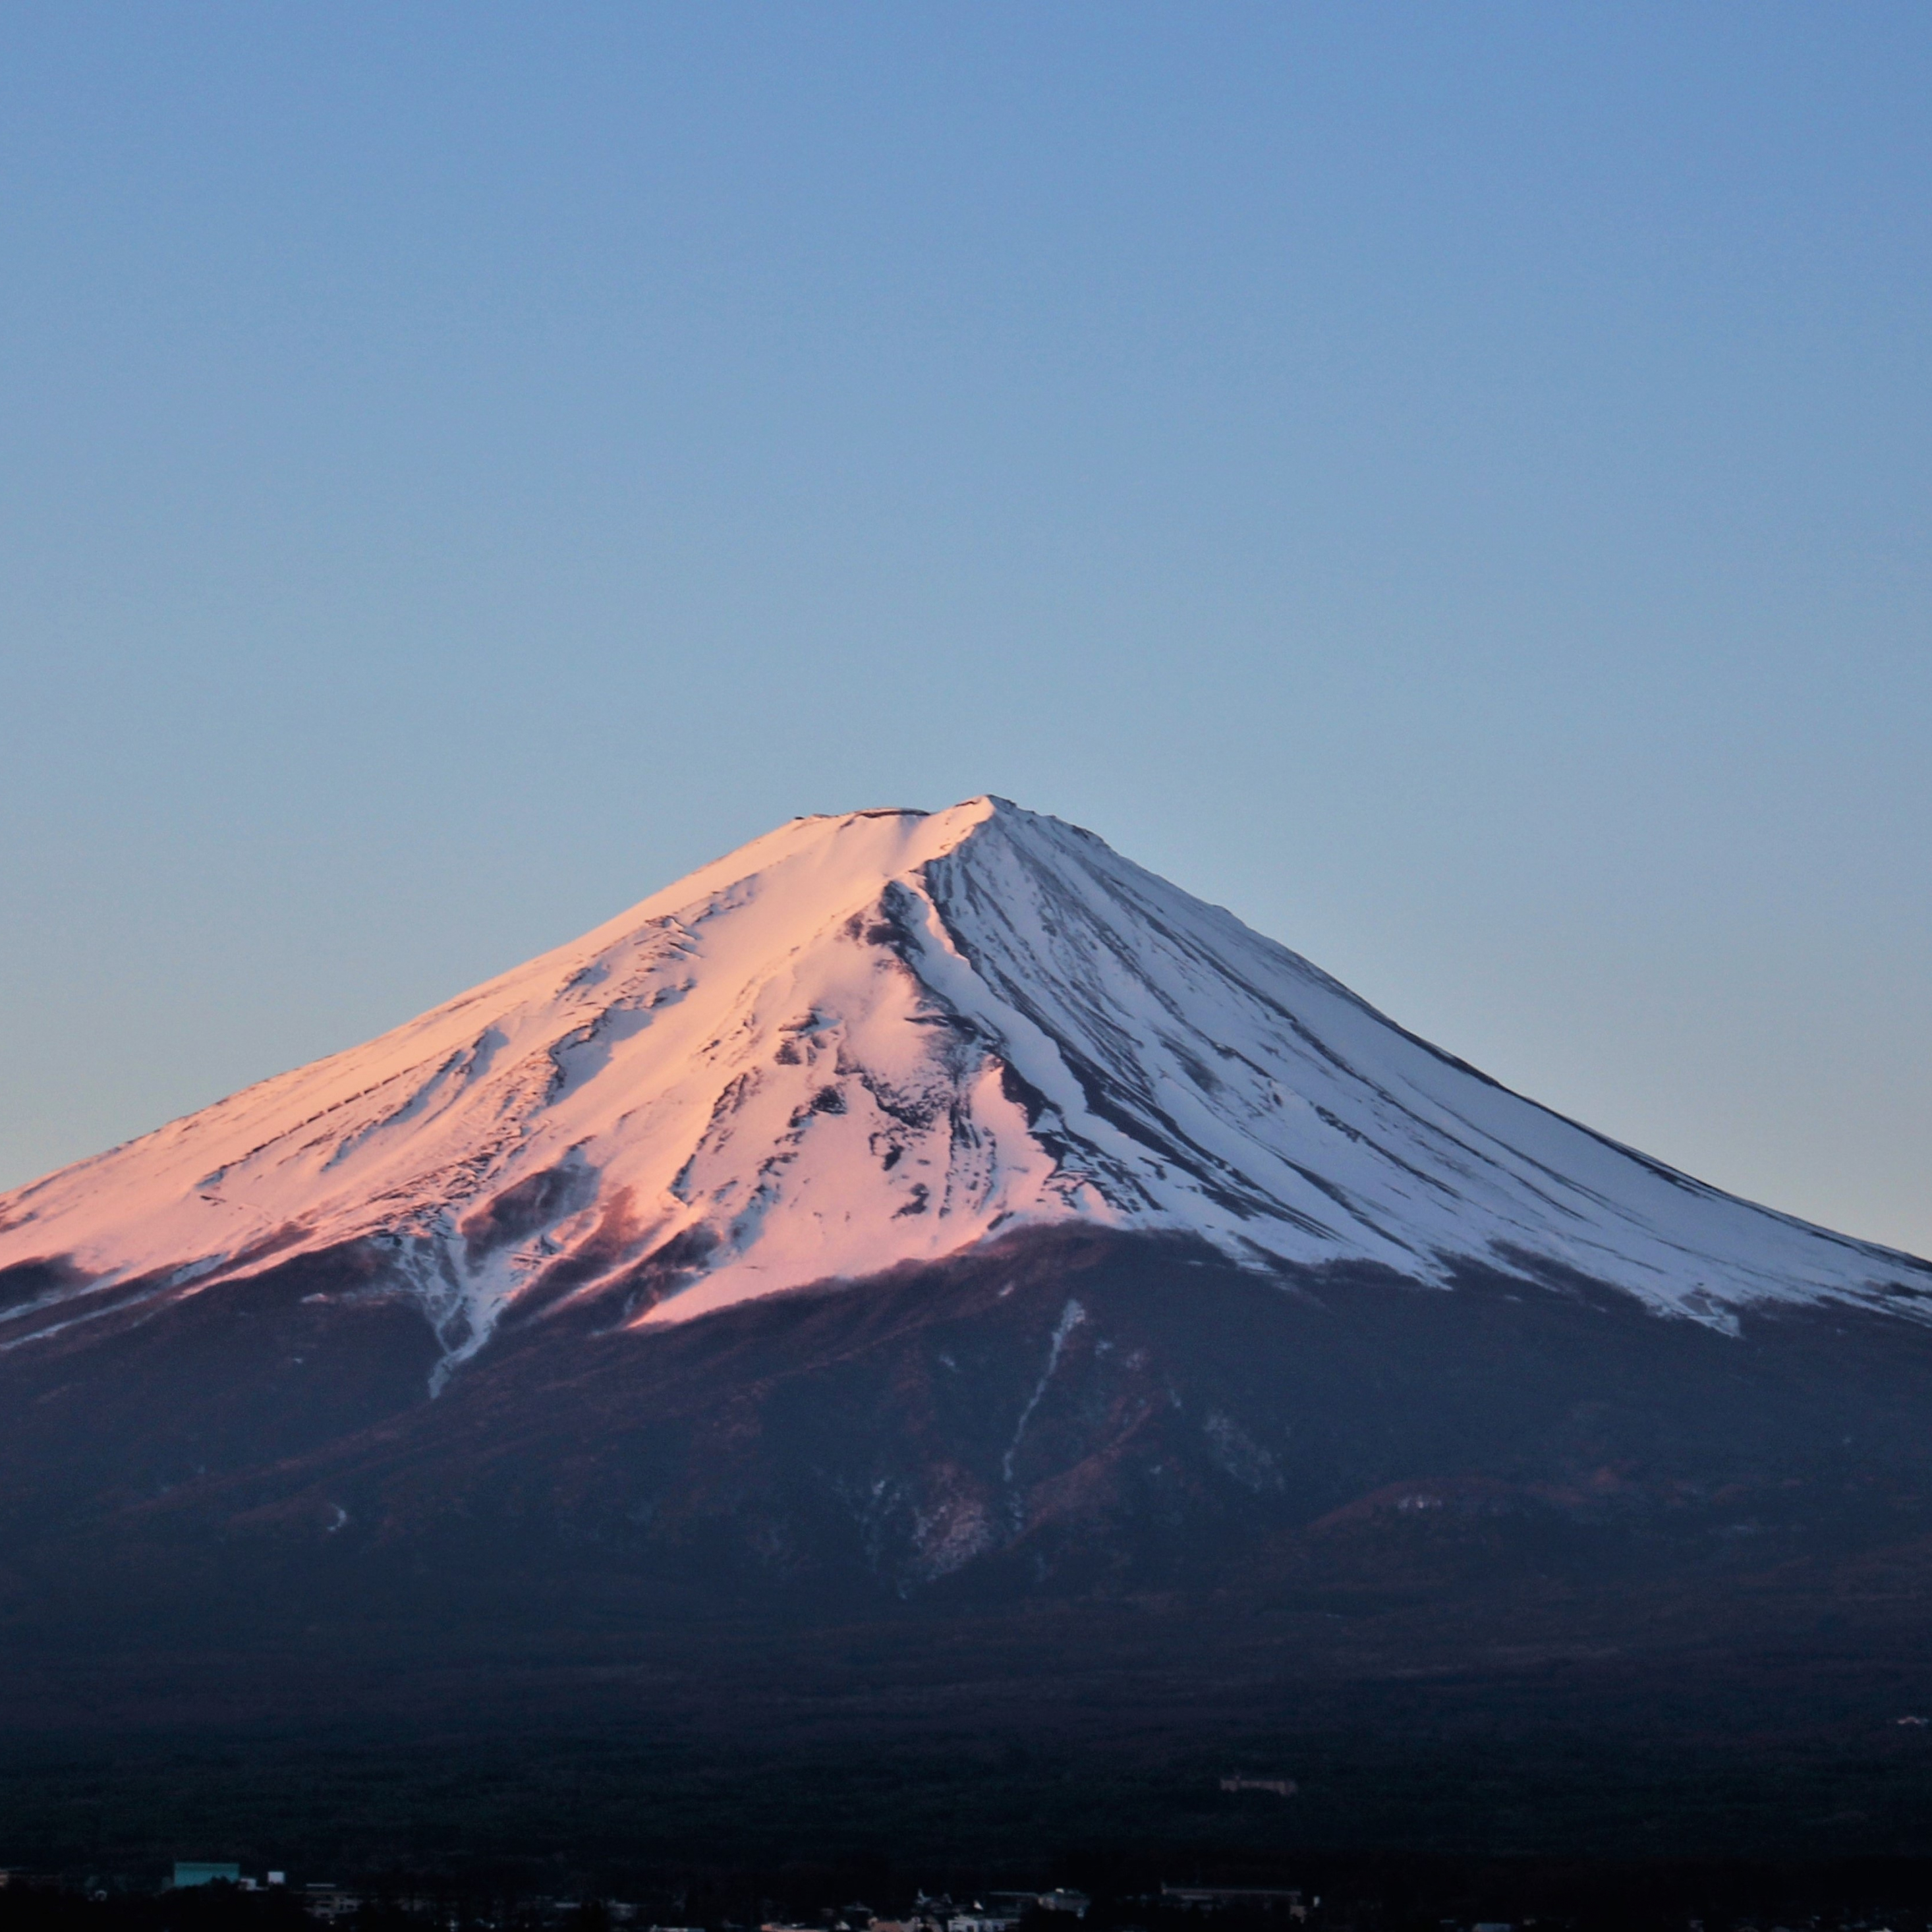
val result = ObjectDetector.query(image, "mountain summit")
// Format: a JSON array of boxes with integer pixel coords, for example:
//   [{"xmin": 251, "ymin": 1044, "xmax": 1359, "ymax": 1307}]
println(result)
[{"xmin": 2, "ymin": 797, "xmax": 1923, "ymax": 1384}]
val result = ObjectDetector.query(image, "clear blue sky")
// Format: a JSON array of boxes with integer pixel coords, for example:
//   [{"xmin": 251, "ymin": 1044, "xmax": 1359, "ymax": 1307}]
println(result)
[{"xmin": 4, "ymin": 3, "xmax": 1929, "ymax": 1253}]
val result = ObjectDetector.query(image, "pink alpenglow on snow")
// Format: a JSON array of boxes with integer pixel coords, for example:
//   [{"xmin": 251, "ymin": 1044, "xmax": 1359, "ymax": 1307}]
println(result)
[{"xmin": 1, "ymin": 798, "xmax": 1926, "ymax": 1386}]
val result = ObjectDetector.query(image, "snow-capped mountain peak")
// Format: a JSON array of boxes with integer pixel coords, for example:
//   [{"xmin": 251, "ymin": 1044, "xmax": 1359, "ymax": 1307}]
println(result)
[{"xmin": 2, "ymin": 797, "xmax": 1925, "ymax": 1378}]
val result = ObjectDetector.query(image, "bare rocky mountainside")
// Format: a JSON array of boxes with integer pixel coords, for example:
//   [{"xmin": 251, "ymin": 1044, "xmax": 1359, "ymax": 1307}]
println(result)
[{"xmin": 4, "ymin": 799, "xmax": 1932, "ymax": 1865}]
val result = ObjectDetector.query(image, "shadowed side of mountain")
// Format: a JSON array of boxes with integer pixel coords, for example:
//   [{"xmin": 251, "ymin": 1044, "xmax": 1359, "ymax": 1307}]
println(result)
[
  {"xmin": 7, "ymin": 1232, "xmax": 1932, "ymax": 1864},
  {"xmin": 185, "ymin": 1231, "xmax": 1932, "ymax": 1595},
  {"xmin": 0, "ymin": 1242, "xmax": 440, "ymax": 1548},
  {"xmin": 7, "ymin": 1228, "xmax": 1932, "ymax": 1728}
]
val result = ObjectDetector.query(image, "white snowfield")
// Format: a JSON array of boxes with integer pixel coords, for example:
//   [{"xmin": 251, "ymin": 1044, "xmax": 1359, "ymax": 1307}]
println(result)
[{"xmin": 1, "ymin": 797, "xmax": 1926, "ymax": 1378}]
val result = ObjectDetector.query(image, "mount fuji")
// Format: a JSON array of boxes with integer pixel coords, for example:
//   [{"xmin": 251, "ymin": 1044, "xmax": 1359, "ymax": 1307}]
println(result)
[
  {"xmin": 3, "ymin": 797, "xmax": 1923, "ymax": 1378},
  {"xmin": 5, "ymin": 800, "xmax": 1932, "ymax": 1862}
]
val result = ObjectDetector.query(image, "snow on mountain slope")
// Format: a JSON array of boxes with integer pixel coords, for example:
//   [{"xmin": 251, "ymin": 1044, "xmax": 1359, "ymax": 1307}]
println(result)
[{"xmin": 2, "ymin": 797, "xmax": 1926, "ymax": 1378}]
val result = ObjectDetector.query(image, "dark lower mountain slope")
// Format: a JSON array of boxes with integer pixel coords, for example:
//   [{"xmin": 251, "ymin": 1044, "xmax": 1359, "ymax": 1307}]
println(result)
[{"xmin": 5, "ymin": 1230, "xmax": 1932, "ymax": 1865}]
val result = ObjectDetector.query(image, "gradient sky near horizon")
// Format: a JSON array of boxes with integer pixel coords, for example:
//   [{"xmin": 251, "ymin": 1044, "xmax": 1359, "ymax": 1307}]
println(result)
[{"xmin": 3, "ymin": 4, "xmax": 1929, "ymax": 1255}]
